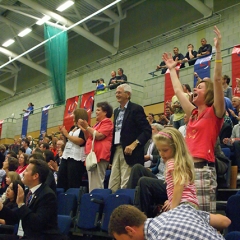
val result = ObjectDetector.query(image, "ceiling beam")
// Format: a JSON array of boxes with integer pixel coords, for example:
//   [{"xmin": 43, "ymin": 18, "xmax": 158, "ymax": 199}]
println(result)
[
  {"xmin": 19, "ymin": 0, "xmax": 118, "ymax": 54},
  {"xmin": 185, "ymin": 0, "xmax": 212, "ymax": 18},
  {"xmin": 0, "ymin": 16, "xmax": 43, "ymax": 42},
  {"xmin": 87, "ymin": 0, "xmax": 119, "ymax": 22},
  {"xmin": 0, "ymin": 84, "xmax": 15, "ymax": 96},
  {"xmin": 72, "ymin": 5, "xmax": 89, "ymax": 31},
  {"xmin": 0, "ymin": 47, "xmax": 50, "ymax": 76}
]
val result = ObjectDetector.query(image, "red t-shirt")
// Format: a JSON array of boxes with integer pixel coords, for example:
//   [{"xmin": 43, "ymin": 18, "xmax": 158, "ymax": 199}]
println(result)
[
  {"xmin": 85, "ymin": 118, "xmax": 113, "ymax": 162},
  {"xmin": 186, "ymin": 106, "xmax": 223, "ymax": 162}
]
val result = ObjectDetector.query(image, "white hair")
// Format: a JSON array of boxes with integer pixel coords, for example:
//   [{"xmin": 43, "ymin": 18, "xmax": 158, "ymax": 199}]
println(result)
[{"xmin": 117, "ymin": 83, "xmax": 132, "ymax": 94}]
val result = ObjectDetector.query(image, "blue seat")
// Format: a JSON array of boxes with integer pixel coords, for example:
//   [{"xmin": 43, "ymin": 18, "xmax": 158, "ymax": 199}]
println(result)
[
  {"xmin": 226, "ymin": 194, "xmax": 240, "ymax": 232},
  {"xmin": 58, "ymin": 215, "xmax": 72, "ymax": 235},
  {"xmin": 225, "ymin": 231, "xmax": 240, "ymax": 240},
  {"xmin": 77, "ymin": 189, "xmax": 112, "ymax": 230},
  {"xmin": 101, "ymin": 193, "xmax": 133, "ymax": 232},
  {"xmin": 57, "ymin": 193, "xmax": 77, "ymax": 217},
  {"xmin": 56, "ymin": 188, "xmax": 64, "ymax": 198},
  {"xmin": 115, "ymin": 189, "xmax": 135, "ymax": 204},
  {"xmin": 222, "ymin": 148, "xmax": 231, "ymax": 158}
]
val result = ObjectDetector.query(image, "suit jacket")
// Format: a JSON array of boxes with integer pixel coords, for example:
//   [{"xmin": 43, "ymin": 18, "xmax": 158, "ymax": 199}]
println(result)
[
  {"xmin": 111, "ymin": 101, "xmax": 151, "ymax": 166},
  {"xmin": 0, "ymin": 183, "xmax": 60, "ymax": 239},
  {"xmin": 144, "ymin": 139, "xmax": 160, "ymax": 167}
]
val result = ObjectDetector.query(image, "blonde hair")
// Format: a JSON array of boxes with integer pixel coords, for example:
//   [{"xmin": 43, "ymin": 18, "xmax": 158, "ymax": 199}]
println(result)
[
  {"xmin": 7, "ymin": 171, "xmax": 21, "ymax": 183},
  {"xmin": 153, "ymin": 127, "xmax": 195, "ymax": 185}
]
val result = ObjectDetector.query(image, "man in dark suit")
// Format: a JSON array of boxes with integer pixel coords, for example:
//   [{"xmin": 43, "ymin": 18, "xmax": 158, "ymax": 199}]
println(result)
[
  {"xmin": 0, "ymin": 159, "xmax": 66, "ymax": 240},
  {"xmin": 108, "ymin": 84, "xmax": 151, "ymax": 192},
  {"xmin": 144, "ymin": 123, "xmax": 163, "ymax": 168}
]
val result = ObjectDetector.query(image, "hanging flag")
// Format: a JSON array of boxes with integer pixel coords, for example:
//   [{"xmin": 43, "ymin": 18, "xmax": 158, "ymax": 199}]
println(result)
[
  {"xmin": 232, "ymin": 45, "xmax": 240, "ymax": 97},
  {"xmin": 40, "ymin": 105, "xmax": 51, "ymax": 138},
  {"xmin": 63, "ymin": 96, "xmax": 79, "ymax": 131},
  {"xmin": 80, "ymin": 91, "xmax": 95, "ymax": 124},
  {"xmin": 21, "ymin": 112, "xmax": 30, "ymax": 139},
  {"xmin": 0, "ymin": 120, "xmax": 4, "ymax": 139},
  {"xmin": 193, "ymin": 54, "xmax": 212, "ymax": 87},
  {"xmin": 164, "ymin": 65, "xmax": 180, "ymax": 111}
]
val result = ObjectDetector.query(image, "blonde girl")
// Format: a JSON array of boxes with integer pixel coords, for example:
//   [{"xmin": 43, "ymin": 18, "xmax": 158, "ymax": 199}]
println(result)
[{"xmin": 153, "ymin": 127, "xmax": 198, "ymax": 210}]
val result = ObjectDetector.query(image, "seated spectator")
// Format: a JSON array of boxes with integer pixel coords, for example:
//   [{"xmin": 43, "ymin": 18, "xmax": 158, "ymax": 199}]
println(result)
[
  {"xmin": 172, "ymin": 47, "xmax": 185, "ymax": 68},
  {"xmin": 156, "ymin": 61, "xmax": 167, "ymax": 74},
  {"xmin": 22, "ymin": 102, "xmax": 34, "ymax": 114},
  {"xmin": 229, "ymin": 96, "xmax": 240, "ymax": 125},
  {"xmin": 27, "ymin": 135, "xmax": 34, "ymax": 149},
  {"xmin": 18, "ymin": 147, "xmax": 26, "ymax": 157},
  {"xmin": 222, "ymin": 75, "xmax": 232, "ymax": 100},
  {"xmin": 147, "ymin": 113, "xmax": 156, "ymax": 124},
  {"xmin": 109, "ymin": 205, "xmax": 230, "ymax": 240},
  {"xmin": 0, "ymin": 159, "xmax": 65, "ymax": 240},
  {"xmin": 178, "ymin": 114, "xmax": 190, "ymax": 138},
  {"xmin": 8, "ymin": 139, "xmax": 20, "ymax": 155},
  {"xmin": 157, "ymin": 106, "xmax": 172, "ymax": 126},
  {"xmin": 5, "ymin": 151, "xmax": 17, "ymax": 159},
  {"xmin": 108, "ymin": 70, "xmax": 117, "ymax": 89},
  {"xmin": 144, "ymin": 123, "xmax": 163, "ymax": 168},
  {"xmin": 197, "ymin": 38, "xmax": 212, "ymax": 57},
  {"xmin": 0, "ymin": 157, "xmax": 19, "ymax": 195},
  {"xmin": 0, "ymin": 145, "xmax": 6, "ymax": 169},
  {"xmin": 43, "ymin": 150, "xmax": 54, "ymax": 163},
  {"xmin": 39, "ymin": 142, "xmax": 49, "ymax": 152},
  {"xmin": 171, "ymin": 94, "xmax": 188, "ymax": 129},
  {"xmin": 183, "ymin": 44, "xmax": 198, "ymax": 66},
  {"xmin": 29, "ymin": 153, "xmax": 56, "ymax": 193},
  {"xmin": 22, "ymin": 139, "xmax": 32, "ymax": 155},
  {"xmin": 0, "ymin": 176, "xmax": 22, "ymax": 210},
  {"xmin": 116, "ymin": 68, "xmax": 127, "ymax": 82},
  {"xmin": 182, "ymin": 83, "xmax": 193, "ymax": 102},
  {"xmin": 96, "ymin": 78, "xmax": 107, "ymax": 95},
  {"xmin": 15, "ymin": 153, "xmax": 28, "ymax": 178}
]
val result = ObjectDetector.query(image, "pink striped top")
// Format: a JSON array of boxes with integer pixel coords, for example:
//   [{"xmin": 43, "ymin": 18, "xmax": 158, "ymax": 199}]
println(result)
[{"xmin": 166, "ymin": 159, "xmax": 199, "ymax": 206}]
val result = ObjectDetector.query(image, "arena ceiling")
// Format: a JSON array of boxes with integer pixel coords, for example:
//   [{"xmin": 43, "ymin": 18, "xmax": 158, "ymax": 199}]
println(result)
[{"xmin": 0, "ymin": 0, "xmax": 239, "ymax": 102}]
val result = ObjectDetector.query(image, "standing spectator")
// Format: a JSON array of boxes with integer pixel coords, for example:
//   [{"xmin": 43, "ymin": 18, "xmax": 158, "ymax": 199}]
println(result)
[
  {"xmin": 157, "ymin": 106, "xmax": 172, "ymax": 126},
  {"xmin": 178, "ymin": 114, "xmax": 190, "ymax": 138},
  {"xmin": 183, "ymin": 83, "xmax": 194, "ymax": 102},
  {"xmin": 183, "ymin": 44, "xmax": 198, "ymax": 66},
  {"xmin": 116, "ymin": 68, "xmax": 127, "ymax": 82},
  {"xmin": 173, "ymin": 47, "xmax": 185, "ymax": 68},
  {"xmin": 197, "ymin": 38, "xmax": 212, "ymax": 57},
  {"xmin": 229, "ymin": 96, "xmax": 240, "ymax": 125},
  {"xmin": 22, "ymin": 102, "xmax": 34, "ymax": 115},
  {"xmin": 22, "ymin": 139, "xmax": 32, "ymax": 155},
  {"xmin": 156, "ymin": 61, "xmax": 167, "ymax": 74},
  {"xmin": 222, "ymin": 75, "xmax": 232, "ymax": 100},
  {"xmin": 162, "ymin": 26, "xmax": 224, "ymax": 213},
  {"xmin": 108, "ymin": 70, "xmax": 117, "ymax": 89},
  {"xmin": 57, "ymin": 109, "xmax": 88, "ymax": 191},
  {"xmin": 108, "ymin": 84, "xmax": 151, "ymax": 192},
  {"xmin": 78, "ymin": 102, "xmax": 114, "ymax": 192},
  {"xmin": 147, "ymin": 113, "xmax": 156, "ymax": 124}
]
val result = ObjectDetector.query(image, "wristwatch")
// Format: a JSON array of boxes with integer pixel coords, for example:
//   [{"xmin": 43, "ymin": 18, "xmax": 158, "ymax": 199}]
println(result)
[{"xmin": 135, "ymin": 139, "xmax": 140, "ymax": 145}]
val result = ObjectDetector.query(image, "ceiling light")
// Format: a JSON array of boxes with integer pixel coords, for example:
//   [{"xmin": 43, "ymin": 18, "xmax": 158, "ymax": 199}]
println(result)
[
  {"xmin": 18, "ymin": 28, "xmax": 32, "ymax": 37},
  {"xmin": 2, "ymin": 39, "xmax": 15, "ymax": 47},
  {"xmin": 36, "ymin": 15, "xmax": 51, "ymax": 25},
  {"xmin": 56, "ymin": 0, "xmax": 74, "ymax": 12}
]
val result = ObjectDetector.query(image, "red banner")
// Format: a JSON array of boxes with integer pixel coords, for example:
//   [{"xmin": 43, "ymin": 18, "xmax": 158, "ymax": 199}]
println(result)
[
  {"xmin": 0, "ymin": 120, "xmax": 3, "ymax": 139},
  {"xmin": 80, "ymin": 91, "xmax": 95, "ymax": 124},
  {"xmin": 63, "ymin": 96, "xmax": 79, "ymax": 131},
  {"xmin": 164, "ymin": 66, "xmax": 180, "ymax": 111},
  {"xmin": 232, "ymin": 45, "xmax": 240, "ymax": 97}
]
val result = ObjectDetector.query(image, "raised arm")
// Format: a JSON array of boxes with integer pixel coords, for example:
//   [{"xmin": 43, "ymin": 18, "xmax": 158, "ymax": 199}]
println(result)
[
  {"xmin": 162, "ymin": 53, "xmax": 195, "ymax": 117},
  {"xmin": 213, "ymin": 26, "xmax": 225, "ymax": 118}
]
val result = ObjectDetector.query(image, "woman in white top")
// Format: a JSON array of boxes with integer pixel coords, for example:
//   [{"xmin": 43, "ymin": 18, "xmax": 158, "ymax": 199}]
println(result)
[{"xmin": 57, "ymin": 108, "xmax": 88, "ymax": 191}]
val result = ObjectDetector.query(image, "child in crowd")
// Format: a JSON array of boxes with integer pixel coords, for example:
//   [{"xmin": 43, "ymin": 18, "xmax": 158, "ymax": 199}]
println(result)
[{"xmin": 153, "ymin": 127, "xmax": 198, "ymax": 210}]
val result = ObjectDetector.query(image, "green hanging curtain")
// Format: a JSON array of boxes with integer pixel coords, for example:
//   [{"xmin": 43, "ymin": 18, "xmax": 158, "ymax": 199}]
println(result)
[{"xmin": 44, "ymin": 24, "xmax": 68, "ymax": 105}]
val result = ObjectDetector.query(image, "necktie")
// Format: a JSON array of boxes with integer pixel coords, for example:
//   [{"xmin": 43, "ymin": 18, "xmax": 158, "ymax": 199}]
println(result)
[{"xmin": 25, "ymin": 190, "xmax": 32, "ymax": 206}]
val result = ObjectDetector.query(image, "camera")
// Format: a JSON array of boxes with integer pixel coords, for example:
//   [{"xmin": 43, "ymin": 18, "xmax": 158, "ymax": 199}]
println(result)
[{"xmin": 92, "ymin": 80, "xmax": 99, "ymax": 83}]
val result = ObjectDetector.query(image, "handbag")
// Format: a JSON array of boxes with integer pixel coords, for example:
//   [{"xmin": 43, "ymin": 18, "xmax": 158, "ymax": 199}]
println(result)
[{"xmin": 86, "ymin": 130, "xmax": 97, "ymax": 171}]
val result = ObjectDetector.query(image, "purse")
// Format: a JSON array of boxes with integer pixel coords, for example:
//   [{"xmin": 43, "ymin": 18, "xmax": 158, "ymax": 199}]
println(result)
[{"xmin": 86, "ymin": 130, "xmax": 97, "ymax": 171}]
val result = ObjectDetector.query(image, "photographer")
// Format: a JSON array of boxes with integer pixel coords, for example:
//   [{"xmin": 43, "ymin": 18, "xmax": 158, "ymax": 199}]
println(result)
[{"xmin": 94, "ymin": 78, "xmax": 107, "ymax": 95}]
